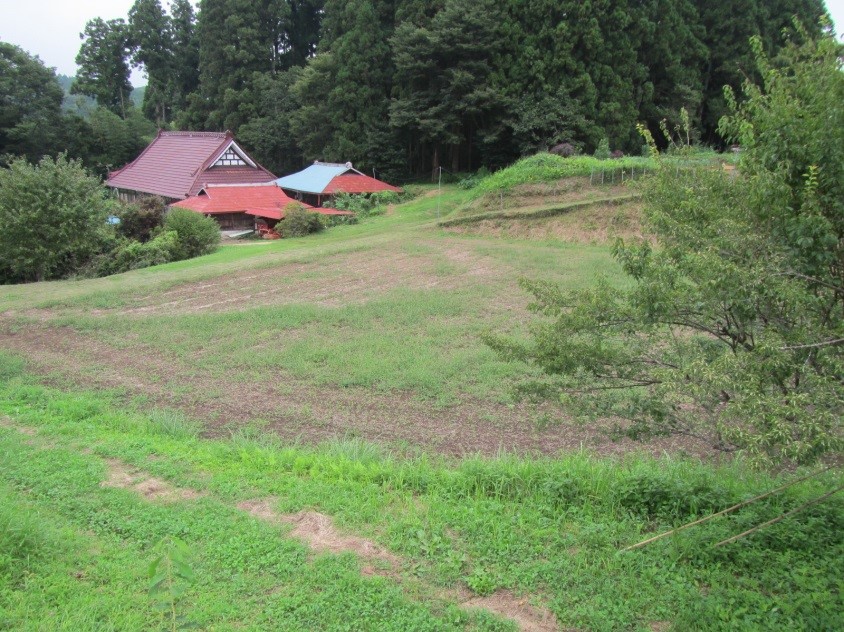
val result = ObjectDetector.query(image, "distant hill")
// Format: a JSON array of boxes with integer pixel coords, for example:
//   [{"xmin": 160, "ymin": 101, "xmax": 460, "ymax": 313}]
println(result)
[
  {"xmin": 131, "ymin": 86, "xmax": 145, "ymax": 108},
  {"xmin": 57, "ymin": 74, "xmax": 147, "ymax": 117}
]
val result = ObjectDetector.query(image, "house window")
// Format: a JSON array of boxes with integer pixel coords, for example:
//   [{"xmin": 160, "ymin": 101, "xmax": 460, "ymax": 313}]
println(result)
[{"xmin": 214, "ymin": 149, "xmax": 246, "ymax": 167}]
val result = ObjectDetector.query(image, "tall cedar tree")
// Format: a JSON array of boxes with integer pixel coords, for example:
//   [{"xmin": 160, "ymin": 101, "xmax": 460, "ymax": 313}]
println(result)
[
  {"xmin": 290, "ymin": 0, "xmax": 402, "ymax": 175},
  {"xmin": 503, "ymin": 1, "xmax": 601, "ymax": 154},
  {"xmin": 186, "ymin": 0, "xmax": 323, "ymax": 132},
  {"xmin": 128, "ymin": 0, "xmax": 174, "ymax": 125},
  {"xmin": 57, "ymin": 0, "xmax": 837, "ymax": 172},
  {"xmin": 238, "ymin": 67, "xmax": 305, "ymax": 175},
  {"xmin": 170, "ymin": 0, "xmax": 200, "ymax": 115},
  {"xmin": 390, "ymin": 0, "xmax": 510, "ymax": 175},
  {"xmin": 633, "ymin": 0, "xmax": 708, "ymax": 145},
  {"xmin": 73, "ymin": 18, "xmax": 134, "ymax": 118},
  {"xmin": 187, "ymin": 0, "xmax": 269, "ymax": 130}
]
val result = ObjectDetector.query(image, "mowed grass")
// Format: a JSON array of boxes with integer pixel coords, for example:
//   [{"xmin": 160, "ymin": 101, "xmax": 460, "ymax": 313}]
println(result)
[
  {"xmin": 5, "ymin": 185, "xmax": 627, "ymax": 407},
  {"xmin": 0, "ymin": 357, "xmax": 841, "ymax": 631}
]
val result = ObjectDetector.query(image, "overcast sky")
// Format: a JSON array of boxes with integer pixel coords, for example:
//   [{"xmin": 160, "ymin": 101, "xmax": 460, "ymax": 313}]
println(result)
[{"xmin": 1, "ymin": 0, "xmax": 842, "ymax": 87}]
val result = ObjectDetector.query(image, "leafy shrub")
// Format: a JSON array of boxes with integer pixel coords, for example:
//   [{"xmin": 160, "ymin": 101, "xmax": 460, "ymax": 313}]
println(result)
[
  {"xmin": 458, "ymin": 166, "xmax": 491, "ymax": 189},
  {"xmin": 116, "ymin": 196, "xmax": 166, "ymax": 242},
  {"xmin": 331, "ymin": 193, "xmax": 388, "ymax": 219},
  {"xmin": 0, "ymin": 154, "xmax": 110, "ymax": 283},
  {"xmin": 320, "ymin": 214, "xmax": 358, "ymax": 228},
  {"xmin": 162, "ymin": 208, "xmax": 220, "ymax": 260},
  {"xmin": 95, "ymin": 231, "xmax": 178, "ymax": 276},
  {"xmin": 594, "ymin": 138, "xmax": 611, "ymax": 160},
  {"xmin": 615, "ymin": 473, "xmax": 732, "ymax": 522},
  {"xmin": 281, "ymin": 204, "xmax": 324, "ymax": 237},
  {"xmin": 399, "ymin": 184, "xmax": 423, "ymax": 201}
]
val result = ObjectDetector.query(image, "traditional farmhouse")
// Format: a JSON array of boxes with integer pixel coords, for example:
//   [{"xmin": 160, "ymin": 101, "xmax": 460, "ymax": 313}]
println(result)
[
  {"xmin": 275, "ymin": 161, "xmax": 400, "ymax": 207},
  {"xmin": 106, "ymin": 130, "xmax": 276, "ymax": 203},
  {"xmin": 171, "ymin": 183, "xmax": 353, "ymax": 237}
]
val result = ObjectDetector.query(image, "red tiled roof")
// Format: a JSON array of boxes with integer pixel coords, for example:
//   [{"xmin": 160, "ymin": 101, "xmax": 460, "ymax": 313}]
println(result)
[
  {"xmin": 322, "ymin": 174, "xmax": 401, "ymax": 195},
  {"xmin": 170, "ymin": 184, "xmax": 354, "ymax": 221},
  {"xmin": 106, "ymin": 131, "xmax": 276, "ymax": 200}
]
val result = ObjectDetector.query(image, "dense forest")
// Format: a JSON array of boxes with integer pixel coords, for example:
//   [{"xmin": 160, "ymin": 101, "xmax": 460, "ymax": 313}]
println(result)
[{"xmin": 0, "ymin": 0, "xmax": 831, "ymax": 179}]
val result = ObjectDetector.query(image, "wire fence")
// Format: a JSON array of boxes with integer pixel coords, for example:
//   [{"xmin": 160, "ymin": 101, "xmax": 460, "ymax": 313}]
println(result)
[{"xmin": 589, "ymin": 164, "xmax": 650, "ymax": 186}]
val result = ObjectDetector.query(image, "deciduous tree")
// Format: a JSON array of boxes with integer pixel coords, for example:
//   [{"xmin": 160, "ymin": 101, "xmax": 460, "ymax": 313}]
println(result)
[
  {"xmin": 0, "ymin": 155, "xmax": 111, "ymax": 283},
  {"xmin": 0, "ymin": 42, "xmax": 64, "ymax": 161},
  {"xmin": 487, "ymin": 29, "xmax": 843, "ymax": 465}
]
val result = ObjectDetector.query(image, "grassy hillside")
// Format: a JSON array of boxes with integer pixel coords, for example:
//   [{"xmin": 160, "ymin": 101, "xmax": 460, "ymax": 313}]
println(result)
[
  {"xmin": 0, "ymin": 186, "xmax": 638, "ymax": 452},
  {"xmin": 1, "ymin": 181, "xmax": 841, "ymax": 630}
]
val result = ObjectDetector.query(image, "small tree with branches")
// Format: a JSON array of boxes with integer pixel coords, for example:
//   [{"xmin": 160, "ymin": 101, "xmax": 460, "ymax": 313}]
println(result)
[{"xmin": 487, "ymin": 26, "xmax": 843, "ymax": 465}]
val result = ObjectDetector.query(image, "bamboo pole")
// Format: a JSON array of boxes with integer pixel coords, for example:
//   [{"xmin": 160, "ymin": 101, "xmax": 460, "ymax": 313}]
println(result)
[
  {"xmin": 620, "ymin": 468, "xmax": 830, "ymax": 552},
  {"xmin": 714, "ymin": 484, "xmax": 844, "ymax": 547}
]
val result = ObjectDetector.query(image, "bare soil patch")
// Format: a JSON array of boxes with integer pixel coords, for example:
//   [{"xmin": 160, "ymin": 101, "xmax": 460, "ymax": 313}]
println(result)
[
  {"xmin": 0, "ymin": 417, "xmax": 37, "ymax": 436},
  {"xmin": 238, "ymin": 499, "xmax": 398, "ymax": 569},
  {"xmin": 463, "ymin": 590, "xmax": 559, "ymax": 632},
  {"xmin": 100, "ymin": 458, "xmax": 202, "ymax": 502},
  {"xmin": 0, "ymin": 325, "xmax": 717, "ymax": 460}
]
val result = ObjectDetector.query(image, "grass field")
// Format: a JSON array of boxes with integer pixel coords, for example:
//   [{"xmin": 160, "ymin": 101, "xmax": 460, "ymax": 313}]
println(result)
[{"xmin": 1, "ymin": 179, "xmax": 842, "ymax": 630}]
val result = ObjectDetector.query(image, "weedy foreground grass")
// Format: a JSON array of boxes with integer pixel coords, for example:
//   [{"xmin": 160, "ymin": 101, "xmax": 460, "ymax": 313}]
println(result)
[{"xmin": 0, "ymin": 354, "xmax": 841, "ymax": 631}]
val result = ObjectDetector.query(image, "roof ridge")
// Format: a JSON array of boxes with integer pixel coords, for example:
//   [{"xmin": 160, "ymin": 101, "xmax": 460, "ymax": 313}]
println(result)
[
  {"xmin": 205, "ymin": 182, "xmax": 277, "ymax": 188},
  {"xmin": 314, "ymin": 160, "xmax": 353, "ymax": 167},
  {"xmin": 160, "ymin": 131, "xmax": 229, "ymax": 137}
]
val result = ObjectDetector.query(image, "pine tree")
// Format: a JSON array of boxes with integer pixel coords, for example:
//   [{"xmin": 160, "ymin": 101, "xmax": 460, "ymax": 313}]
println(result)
[{"xmin": 170, "ymin": 0, "xmax": 200, "ymax": 115}]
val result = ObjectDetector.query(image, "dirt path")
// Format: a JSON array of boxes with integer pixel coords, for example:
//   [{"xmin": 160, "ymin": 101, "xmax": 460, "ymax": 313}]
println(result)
[
  {"xmin": 238, "ymin": 495, "xmax": 559, "ymax": 631},
  {"xmin": 0, "ymin": 325, "xmax": 715, "ymax": 459}
]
